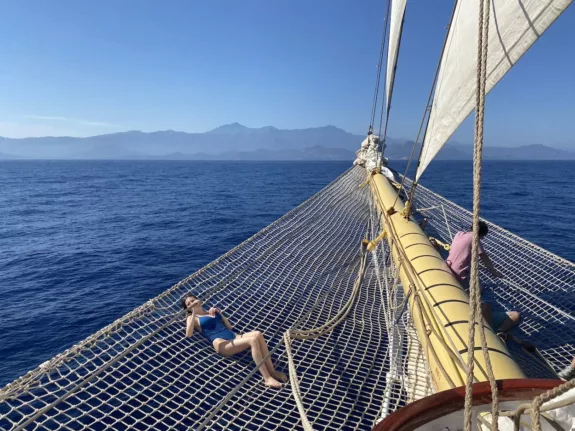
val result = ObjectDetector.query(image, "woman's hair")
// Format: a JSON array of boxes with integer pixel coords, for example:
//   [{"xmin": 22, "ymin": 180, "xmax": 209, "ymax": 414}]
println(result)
[{"xmin": 181, "ymin": 294, "xmax": 197, "ymax": 310}]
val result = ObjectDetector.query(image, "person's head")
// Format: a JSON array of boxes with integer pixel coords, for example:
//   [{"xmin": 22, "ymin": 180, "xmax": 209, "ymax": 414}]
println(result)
[
  {"xmin": 181, "ymin": 294, "xmax": 202, "ymax": 312},
  {"xmin": 470, "ymin": 221, "xmax": 489, "ymax": 238}
]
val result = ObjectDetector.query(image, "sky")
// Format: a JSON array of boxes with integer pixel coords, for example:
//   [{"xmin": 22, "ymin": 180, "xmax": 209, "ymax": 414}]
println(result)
[{"xmin": 0, "ymin": 0, "xmax": 574, "ymax": 147}]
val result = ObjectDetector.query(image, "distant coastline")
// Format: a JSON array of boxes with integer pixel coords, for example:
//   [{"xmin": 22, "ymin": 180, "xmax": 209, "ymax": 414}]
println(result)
[{"xmin": 1, "ymin": 123, "xmax": 573, "ymax": 161}]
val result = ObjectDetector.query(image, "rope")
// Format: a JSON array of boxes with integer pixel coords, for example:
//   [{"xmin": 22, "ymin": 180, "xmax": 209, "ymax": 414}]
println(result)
[
  {"xmin": 465, "ymin": 1, "xmax": 497, "ymax": 431},
  {"xmin": 284, "ymin": 247, "xmax": 368, "ymax": 430},
  {"xmin": 369, "ymin": 0, "xmax": 392, "ymax": 135},
  {"xmin": 369, "ymin": 175, "xmax": 475, "ymax": 386},
  {"xmin": 441, "ymin": 204, "xmax": 453, "ymax": 241},
  {"xmin": 3, "ymin": 162, "xmax": 575, "ymax": 429},
  {"xmin": 531, "ymin": 379, "xmax": 575, "ymax": 430},
  {"xmin": 378, "ymin": 0, "xmax": 407, "ymax": 150},
  {"xmin": 368, "ymin": 193, "xmax": 416, "ymax": 417},
  {"xmin": 396, "ymin": 0, "xmax": 460, "ymax": 213}
]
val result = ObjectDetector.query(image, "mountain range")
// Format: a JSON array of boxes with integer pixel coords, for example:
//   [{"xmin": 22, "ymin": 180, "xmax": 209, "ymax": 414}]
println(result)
[{"xmin": 1, "ymin": 123, "xmax": 573, "ymax": 161}]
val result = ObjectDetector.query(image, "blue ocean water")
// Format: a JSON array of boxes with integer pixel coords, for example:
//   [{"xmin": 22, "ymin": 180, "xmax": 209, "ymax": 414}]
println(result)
[{"xmin": 0, "ymin": 160, "xmax": 574, "ymax": 387}]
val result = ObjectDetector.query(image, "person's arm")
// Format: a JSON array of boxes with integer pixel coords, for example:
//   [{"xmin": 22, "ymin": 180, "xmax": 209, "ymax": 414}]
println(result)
[
  {"xmin": 185, "ymin": 311, "xmax": 196, "ymax": 338},
  {"xmin": 222, "ymin": 315, "xmax": 233, "ymax": 331},
  {"xmin": 480, "ymin": 252, "xmax": 503, "ymax": 278},
  {"xmin": 207, "ymin": 307, "xmax": 221, "ymax": 317}
]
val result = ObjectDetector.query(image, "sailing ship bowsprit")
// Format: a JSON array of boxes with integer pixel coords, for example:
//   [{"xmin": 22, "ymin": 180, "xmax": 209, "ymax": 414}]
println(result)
[{"xmin": 2, "ymin": 1, "xmax": 575, "ymax": 430}]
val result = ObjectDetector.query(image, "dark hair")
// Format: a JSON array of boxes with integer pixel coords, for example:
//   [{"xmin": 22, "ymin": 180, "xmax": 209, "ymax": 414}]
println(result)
[
  {"xmin": 181, "ymin": 294, "xmax": 197, "ymax": 310},
  {"xmin": 470, "ymin": 221, "xmax": 489, "ymax": 237}
]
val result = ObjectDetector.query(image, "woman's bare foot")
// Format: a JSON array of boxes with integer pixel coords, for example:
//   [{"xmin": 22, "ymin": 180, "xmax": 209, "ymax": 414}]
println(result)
[
  {"xmin": 264, "ymin": 377, "xmax": 283, "ymax": 388},
  {"xmin": 272, "ymin": 371, "xmax": 288, "ymax": 383}
]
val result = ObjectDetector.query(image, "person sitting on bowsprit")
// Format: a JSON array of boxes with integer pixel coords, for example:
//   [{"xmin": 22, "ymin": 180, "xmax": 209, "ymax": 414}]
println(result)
[{"xmin": 446, "ymin": 220, "xmax": 520, "ymax": 335}]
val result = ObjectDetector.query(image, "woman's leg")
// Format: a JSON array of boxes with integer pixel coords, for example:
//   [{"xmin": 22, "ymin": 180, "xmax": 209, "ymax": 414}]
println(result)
[
  {"xmin": 498, "ymin": 311, "xmax": 520, "ymax": 332},
  {"xmin": 253, "ymin": 331, "xmax": 287, "ymax": 383},
  {"xmin": 214, "ymin": 333, "xmax": 282, "ymax": 388},
  {"xmin": 241, "ymin": 331, "xmax": 275, "ymax": 376}
]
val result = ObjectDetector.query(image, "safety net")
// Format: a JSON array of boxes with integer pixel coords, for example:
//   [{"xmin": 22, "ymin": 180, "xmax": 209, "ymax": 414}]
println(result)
[{"xmin": 1, "ymin": 165, "xmax": 573, "ymax": 430}]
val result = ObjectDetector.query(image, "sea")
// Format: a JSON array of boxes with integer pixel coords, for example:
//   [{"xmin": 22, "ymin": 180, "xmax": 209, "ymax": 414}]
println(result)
[{"xmin": 1, "ymin": 160, "xmax": 574, "ymax": 387}]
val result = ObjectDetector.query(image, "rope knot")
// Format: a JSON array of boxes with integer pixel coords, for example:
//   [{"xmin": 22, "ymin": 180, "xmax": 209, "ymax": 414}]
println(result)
[
  {"xmin": 366, "ymin": 231, "xmax": 387, "ymax": 252},
  {"xmin": 402, "ymin": 201, "xmax": 412, "ymax": 219}
]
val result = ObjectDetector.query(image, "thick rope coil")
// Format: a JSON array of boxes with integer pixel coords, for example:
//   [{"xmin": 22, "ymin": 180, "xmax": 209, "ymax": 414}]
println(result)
[{"xmin": 284, "ymin": 247, "xmax": 368, "ymax": 431}]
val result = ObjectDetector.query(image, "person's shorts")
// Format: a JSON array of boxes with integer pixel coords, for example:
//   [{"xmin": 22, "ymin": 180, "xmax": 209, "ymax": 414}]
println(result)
[
  {"xmin": 455, "ymin": 277, "xmax": 510, "ymax": 331},
  {"xmin": 491, "ymin": 311, "xmax": 510, "ymax": 331}
]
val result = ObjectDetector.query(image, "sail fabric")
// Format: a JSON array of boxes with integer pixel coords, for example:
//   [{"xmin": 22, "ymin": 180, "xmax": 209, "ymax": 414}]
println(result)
[
  {"xmin": 416, "ymin": 0, "xmax": 572, "ymax": 180},
  {"xmin": 385, "ymin": 0, "xmax": 408, "ymax": 115}
]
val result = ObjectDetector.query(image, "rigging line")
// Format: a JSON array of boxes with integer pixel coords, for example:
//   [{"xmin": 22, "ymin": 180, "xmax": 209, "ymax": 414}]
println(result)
[
  {"xmin": 285, "ymin": 246, "xmax": 368, "ymax": 431},
  {"xmin": 369, "ymin": 0, "xmax": 392, "ymax": 133},
  {"xmin": 391, "ymin": 0, "xmax": 460, "ymax": 211},
  {"xmin": 370, "ymin": 174, "xmax": 502, "ymax": 388},
  {"xmin": 376, "ymin": 76, "xmax": 387, "ymax": 167},
  {"xmin": 375, "ymin": 3, "xmax": 393, "ymax": 165},
  {"xmin": 370, "ymin": 178, "xmax": 474, "ymax": 384},
  {"xmin": 531, "ymin": 379, "xmax": 575, "ymax": 430},
  {"xmin": 465, "ymin": 0, "xmax": 497, "ymax": 429},
  {"xmin": 379, "ymin": 1, "xmax": 407, "ymax": 141}
]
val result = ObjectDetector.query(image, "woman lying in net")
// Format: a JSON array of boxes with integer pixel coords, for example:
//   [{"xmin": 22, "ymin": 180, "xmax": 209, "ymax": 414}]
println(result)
[{"xmin": 182, "ymin": 294, "xmax": 287, "ymax": 388}]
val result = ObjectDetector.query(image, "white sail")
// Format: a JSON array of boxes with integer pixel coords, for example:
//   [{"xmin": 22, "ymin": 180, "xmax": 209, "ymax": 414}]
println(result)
[
  {"xmin": 416, "ymin": 0, "xmax": 572, "ymax": 181},
  {"xmin": 385, "ymin": 0, "xmax": 407, "ymax": 115}
]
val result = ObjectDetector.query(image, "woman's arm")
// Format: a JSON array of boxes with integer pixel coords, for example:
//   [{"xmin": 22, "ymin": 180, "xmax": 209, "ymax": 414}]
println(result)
[
  {"xmin": 222, "ymin": 316, "xmax": 233, "ymax": 331},
  {"xmin": 185, "ymin": 311, "xmax": 196, "ymax": 338},
  {"xmin": 480, "ymin": 252, "xmax": 503, "ymax": 278}
]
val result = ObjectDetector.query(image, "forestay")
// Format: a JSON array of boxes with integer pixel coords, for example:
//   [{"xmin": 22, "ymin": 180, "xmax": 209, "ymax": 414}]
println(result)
[
  {"xmin": 416, "ymin": 0, "xmax": 573, "ymax": 180},
  {"xmin": 1, "ymin": 166, "xmax": 574, "ymax": 430}
]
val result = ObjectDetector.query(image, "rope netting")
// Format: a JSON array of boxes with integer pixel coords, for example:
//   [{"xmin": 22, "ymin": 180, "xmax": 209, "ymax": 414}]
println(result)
[
  {"xmin": 407, "ymin": 178, "xmax": 575, "ymax": 380},
  {"xmin": 0, "ymin": 166, "xmax": 429, "ymax": 431},
  {"xmin": 1, "ymin": 165, "xmax": 573, "ymax": 430}
]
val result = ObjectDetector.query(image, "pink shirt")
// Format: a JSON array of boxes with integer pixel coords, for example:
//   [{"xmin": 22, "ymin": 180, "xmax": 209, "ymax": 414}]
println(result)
[{"xmin": 446, "ymin": 231, "xmax": 484, "ymax": 280}]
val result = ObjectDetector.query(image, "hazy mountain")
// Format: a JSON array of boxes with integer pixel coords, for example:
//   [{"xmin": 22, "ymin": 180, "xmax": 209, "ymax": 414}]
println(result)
[
  {"xmin": 0, "ymin": 124, "xmax": 363, "ymax": 159},
  {"xmin": 0, "ymin": 124, "xmax": 573, "ymax": 161}
]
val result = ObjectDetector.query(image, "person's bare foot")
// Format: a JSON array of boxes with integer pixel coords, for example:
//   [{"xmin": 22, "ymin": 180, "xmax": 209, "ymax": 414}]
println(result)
[
  {"xmin": 264, "ymin": 377, "xmax": 283, "ymax": 388},
  {"xmin": 272, "ymin": 371, "xmax": 288, "ymax": 383}
]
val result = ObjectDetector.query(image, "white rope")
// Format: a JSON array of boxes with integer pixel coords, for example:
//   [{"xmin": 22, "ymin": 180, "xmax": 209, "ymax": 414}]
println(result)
[
  {"xmin": 2, "ymin": 164, "xmax": 575, "ymax": 430},
  {"xmin": 407, "ymin": 176, "xmax": 575, "ymax": 377},
  {"xmin": 284, "ymin": 248, "xmax": 368, "ymax": 430}
]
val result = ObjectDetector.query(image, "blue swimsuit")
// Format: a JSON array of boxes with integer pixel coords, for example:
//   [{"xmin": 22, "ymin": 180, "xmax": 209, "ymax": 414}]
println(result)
[{"xmin": 198, "ymin": 313, "xmax": 235, "ymax": 343}]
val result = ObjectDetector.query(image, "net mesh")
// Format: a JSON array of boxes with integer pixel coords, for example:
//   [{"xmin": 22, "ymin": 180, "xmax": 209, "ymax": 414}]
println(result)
[
  {"xmin": 406, "ymin": 177, "xmax": 575, "ymax": 380},
  {"xmin": 0, "ymin": 166, "xmax": 573, "ymax": 430}
]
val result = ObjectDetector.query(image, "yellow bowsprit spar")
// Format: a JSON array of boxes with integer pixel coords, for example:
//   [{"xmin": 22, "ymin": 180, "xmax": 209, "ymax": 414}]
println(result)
[{"xmin": 369, "ymin": 170, "xmax": 524, "ymax": 392}]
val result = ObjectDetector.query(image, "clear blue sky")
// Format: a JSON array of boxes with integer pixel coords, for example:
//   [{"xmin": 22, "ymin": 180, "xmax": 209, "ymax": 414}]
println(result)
[{"xmin": 0, "ymin": 1, "xmax": 574, "ymax": 147}]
